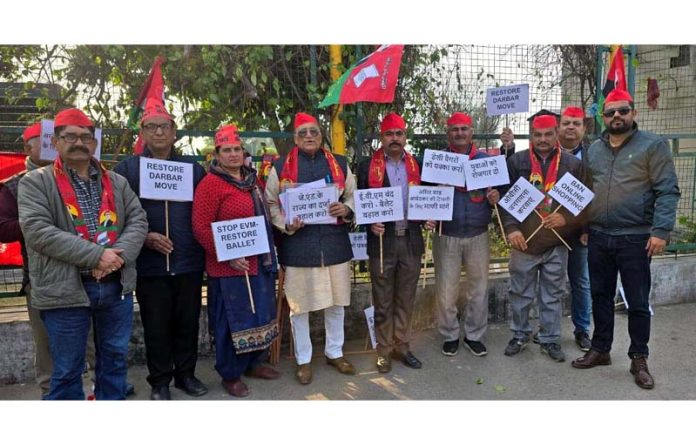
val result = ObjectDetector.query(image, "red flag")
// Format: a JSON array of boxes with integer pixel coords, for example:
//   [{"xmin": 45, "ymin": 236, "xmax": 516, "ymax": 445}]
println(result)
[
  {"xmin": 0, "ymin": 152, "xmax": 27, "ymax": 181},
  {"xmin": 319, "ymin": 45, "xmax": 405, "ymax": 107},
  {"xmin": 128, "ymin": 56, "xmax": 166, "ymax": 154},
  {"xmin": 603, "ymin": 45, "xmax": 627, "ymax": 95}
]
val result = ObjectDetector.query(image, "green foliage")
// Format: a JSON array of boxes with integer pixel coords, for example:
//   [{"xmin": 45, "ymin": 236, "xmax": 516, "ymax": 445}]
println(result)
[{"xmin": 676, "ymin": 216, "xmax": 696, "ymax": 243}]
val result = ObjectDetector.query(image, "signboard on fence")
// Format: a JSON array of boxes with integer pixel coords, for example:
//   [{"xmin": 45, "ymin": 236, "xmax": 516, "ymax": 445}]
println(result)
[
  {"xmin": 349, "ymin": 232, "xmax": 369, "ymax": 261},
  {"xmin": 498, "ymin": 177, "xmax": 545, "ymax": 222},
  {"xmin": 420, "ymin": 149, "xmax": 467, "ymax": 187},
  {"xmin": 139, "ymin": 157, "xmax": 193, "ymax": 201},
  {"xmin": 211, "ymin": 215, "xmax": 270, "ymax": 262},
  {"xmin": 285, "ymin": 185, "xmax": 338, "ymax": 225},
  {"xmin": 462, "ymin": 155, "xmax": 510, "ymax": 191},
  {"xmin": 548, "ymin": 172, "xmax": 594, "ymax": 216},
  {"xmin": 486, "ymin": 83, "xmax": 529, "ymax": 116},
  {"xmin": 407, "ymin": 185, "xmax": 454, "ymax": 221},
  {"xmin": 354, "ymin": 186, "xmax": 404, "ymax": 225}
]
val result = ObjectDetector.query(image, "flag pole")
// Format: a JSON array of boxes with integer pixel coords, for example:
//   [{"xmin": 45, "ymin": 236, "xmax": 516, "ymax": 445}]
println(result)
[{"xmin": 165, "ymin": 200, "xmax": 170, "ymax": 272}]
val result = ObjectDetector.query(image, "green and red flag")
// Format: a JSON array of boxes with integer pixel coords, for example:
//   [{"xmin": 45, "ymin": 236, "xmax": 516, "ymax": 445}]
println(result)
[
  {"xmin": 319, "ymin": 45, "xmax": 404, "ymax": 108},
  {"xmin": 127, "ymin": 56, "xmax": 166, "ymax": 154},
  {"xmin": 597, "ymin": 45, "xmax": 627, "ymax": 129}
]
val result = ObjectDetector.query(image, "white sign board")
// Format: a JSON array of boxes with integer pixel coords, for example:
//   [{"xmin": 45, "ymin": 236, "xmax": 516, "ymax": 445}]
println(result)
[
  {"xmin": 349, "ymin": 232, "xmax": 369, "ymax": 261},
  {"xmin": 420, "ymin": 149, "xmax": 468, "ymax": 187},
  {"xmin": 286, "ymin": 185, "xmax": 338, "ymax": 225},
  {"xmin": 354, "ymin": 186, "xmax": 404, "ymax": 225},
  {"xmin": 486, "ymin": 83, "xmax": 529, "ymax": 116},
  {"xmin": 548, "ymin": 172, "xmax": 594, "ymax": 217},
  {"xmin": 463, "ymin": 155, "xmax": 510, "ymax": 191},
  {"xmin": 364, "ymin": 305, "xmax": 376, "ymax": 350},
  {"xmin": 211, "ymin": 216, "xmax": 270, "ymax": 262},
  {"xmin": 498, "ymin": 177, "xmax": 545, "ymax": 223},
  {"xmin": 139, "ymin": 157, "xmax": 194, "ymax": 202},
  {"xmin": 40, "ymin": 119, "xmax": 102, "ymax": 161},
  {"xmin": 407, "ymin": 185, "xmax": 454, "ymax": 221}
]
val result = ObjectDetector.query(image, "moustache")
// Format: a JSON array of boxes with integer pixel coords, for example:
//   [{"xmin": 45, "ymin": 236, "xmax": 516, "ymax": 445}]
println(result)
[
  {"xmin": 68, "ymin": 146, "xmax": 90, "ymax": 154},
  {"xmin": 389, "ymin": 142, "xmax": 402, "ymax": 147}
]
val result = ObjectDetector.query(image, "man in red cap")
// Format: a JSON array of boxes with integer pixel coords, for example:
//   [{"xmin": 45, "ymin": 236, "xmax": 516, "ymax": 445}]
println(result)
[
  {"xmin": 434, "ymin": 111, "xmax": 500, "ymax": 358},
  {"xmin": 264, "ymin": 112, "xmax": 356, "ymax": 385},
  {"xmin": 571, "ymin": 89, "xmax": 680, "ymax": 390},
  {"xmin": 500, "ymin": 112, "xmax": 585, "ymax": 363},
  {"xmin": 357, "ymin": 112, "xmax": 433, "ymax": 372},
  {"xmin": 114, "ymin": 100, "xmax": 208, "ymax": 400},
  {"xmin": 17, "ymin": 108, "xmax": 148, "ymax": 400},
  {"xmin": 0, "ymin": 122, "xmax": 53, "ymax": 395}
]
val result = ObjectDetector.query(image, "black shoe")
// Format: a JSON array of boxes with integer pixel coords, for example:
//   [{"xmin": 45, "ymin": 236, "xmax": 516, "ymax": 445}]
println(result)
[
  {"xmin": 540, "ymin": 342, "xmax": 566, "ymax": 362},
  {"xmin": 125, "ymin": 382, "xmax": 136, "ymax": 397},
  {"xmin": 504, "ymin": 336, "xmax": 530, "ymax": 356},
  {"xmin": 574, "ymin": 332, "xmax": 591, "ymax": 352},
  {"xmin": 441, "ymin": 339, "xmax": 459, "ymax": 356},
  {"xmin": 392, "ymin": 350, "xmax": 422, "ymax": 369},
  {"xmin": 463, "ymin": 338, "xmax": 487, "ymax": 357},
  {"xmin": 174, "ymin": 376, "xmax": 208, "ymax": 397},
  {"xmin": 150, "ymin": 385, "xmax": 171, "ymax": 401}
]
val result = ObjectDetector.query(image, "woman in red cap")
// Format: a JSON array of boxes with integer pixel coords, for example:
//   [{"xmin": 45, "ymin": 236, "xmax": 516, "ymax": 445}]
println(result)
[{"xmin": 192, "ymin": 125, "xmax": 280, "ymax": 398}]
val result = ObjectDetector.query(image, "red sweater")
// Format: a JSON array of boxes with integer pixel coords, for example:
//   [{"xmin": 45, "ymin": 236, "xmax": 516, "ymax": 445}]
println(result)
[{"xmin": 192, "ymin": 173, "xmax": 260, "ymax": 277}]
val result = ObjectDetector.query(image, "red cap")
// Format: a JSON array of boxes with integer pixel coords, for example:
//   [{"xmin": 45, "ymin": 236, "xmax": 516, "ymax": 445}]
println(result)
[
  {"xmin": 141, "ymin": 100, "xmax": 173, "ymax": 123},
  {"xmin": 561, "ymin": 106, "xmax": 585, "ymax": 119},
  {"xmin": 22, "ymin": 122, "xmax": 42, "ymax": 143},
  {"xmin": 447, "ymin": 112, "xmax": 473, "ymax": 127},
  {"xmin": 214, "ymin": 124, "xmax": 241, "ymax": 148},
  {"xmin": 532, "ymin": 114, "xmax": 558, "ymax": 129},
  {"xmin": 54, "ymin": 108, "xmax": 93, "ymax": 128},
  {"xmin": 380, "ymin": 112, "xmax": 406, "ymax": 133},
  {"xmin": 605, "ymin": 89, "xmax": 633, "ymax": 105},
  {"xmin": 294, "ymin": 112, "xmax": 319, "ymax": 129}
]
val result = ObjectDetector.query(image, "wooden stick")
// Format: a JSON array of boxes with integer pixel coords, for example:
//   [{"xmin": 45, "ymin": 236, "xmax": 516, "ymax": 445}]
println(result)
[
  {"xmin": 245, "ymin": 271, "xmax": 256, "ymax": 314},
  {"xmin": 494, "ymin": 203, "xmax": 507, "ymax": 245},
  {"xmin": 526, "ymin": 207, "xmax": 558, "ymax": 243},
  {"xmin": 421, "ymin": 229, "xmax": 430, "ymax": 288},
  {"xmin": 165, "ymin": 200, "xmax": 170, "ymax": 272},
  {"xmin": 438, "ymin": 220, "xmax": 442, "ymax": 236},
  {"xmin": 379, "ymin": 233, "xmax": 384, "ymax": 276},
  {"xmin": 269, "ymin": 268, "xmax": 286, "ymax": 365},
  {"xmin": 529, "ymin": 208, "xmax": 572, "ymax": 251}
]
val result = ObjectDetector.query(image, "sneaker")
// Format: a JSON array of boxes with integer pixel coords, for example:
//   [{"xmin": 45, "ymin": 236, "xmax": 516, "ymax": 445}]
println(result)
[
  {"xmin": 540, "ymin": 342, "xmax": 566, "ymax": 362},
  {"xmin": 504, "ymin": 337, "xmax": 529, "ymax": 356},
  {"xmin": 441, "ymin": 339, "xmax": 459, "ymax": 356},
  {"xmin": 574, "ymin": 332, "xmax": 591, "ymax": 352},
  {"xmin": 532, "ymin": 331, "xmax": 540, "ymax": 344},
  {"xmin": 463, "ymin": 338, "xmax": 487, "ymax": 356}
]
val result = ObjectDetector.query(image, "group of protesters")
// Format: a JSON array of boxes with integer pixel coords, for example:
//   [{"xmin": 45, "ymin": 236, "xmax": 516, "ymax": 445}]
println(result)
[{"xmin": 0, "ymin": 86, "xmax": 679, "ymax": 400}]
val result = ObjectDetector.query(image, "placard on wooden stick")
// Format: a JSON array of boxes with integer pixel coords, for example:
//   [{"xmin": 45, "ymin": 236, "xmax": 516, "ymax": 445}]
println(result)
[
  {"xmin": 349, "ymin": 232, "xmax": 369, "ymax": 261},
  {"xmin": 285, "ymin": 185, "xmax": 338, "ymax": 225},
  {"xmin": 354, "ymin": 186, "xmax": 404, "ymax": 225},
  {"xmin": 462, "ymin": 155, "xmax": 510, "ymax": 190},
  {"xmin": 407, "ymin": 185, "xmax": 454, "ymax": 221},
  {"xmin": 498, "ymin": 177, "xmax": 545, "ymax": 223},
  {"xmin": 139, "ymin": 157, "xmax": 194, "ymax": 201},
  {"xmin": 420, "ymin": 149, "xmax": 467, "ymax": 187},
  {"xmin": 211, "ymin": 216, "xmax": 270, "ymax": 262},
  {"xmin": 548, "ymin": 172, "xmax": 594, "ymax": 216}
]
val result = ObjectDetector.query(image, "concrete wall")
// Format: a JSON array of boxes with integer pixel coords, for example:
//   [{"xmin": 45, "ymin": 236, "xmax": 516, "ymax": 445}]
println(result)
[{"xmin": 3, "ymin": 254, "xmax": 696, "ymax": 385}]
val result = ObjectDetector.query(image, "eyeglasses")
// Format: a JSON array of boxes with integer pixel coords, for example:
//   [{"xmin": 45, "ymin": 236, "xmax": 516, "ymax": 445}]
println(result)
[
  {"xmin": 602, "ymin": 107, "xmax": 632, "ymax": 118},
  {"xmin": 58, "ymin": 134, "xmax": 95, "ymax": 144},
  {"xmin": 383, "ymin": 130, "xmax": 405, "ymax": 137},
  {"xmin": 142, "ymin": 122, "xmax": 173, "ymax": 133},
  {"xmin": 296, "ymin": 128, "xmax": 320, "ymax": 138}
]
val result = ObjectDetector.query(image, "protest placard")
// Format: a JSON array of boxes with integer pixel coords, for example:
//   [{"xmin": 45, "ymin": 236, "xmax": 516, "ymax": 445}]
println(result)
[
  {"xmin": 486, "ymin": 83, "xmax": 529, "ymax": 116},
  {"xmin": 420, "ymin": 149, "xmax": 467, "ymax": 187},
  {"xmin": 211, "ymin": 216, "xmax": 270, "ymax": 262},
  {"xmin": 364, "ymin": 305, "xmax": 376, "ymax": 350},
  {"xmin": 407, "ymin": 185, "xmax": 454, "ymax": 221},
  {"xmin": 285, "ymin": 185, "xmax": 338, "ymax": 225},
  {"xmin": 462, "ymin": 155, "xmax": 510, "ymax": 190},
  {"xmin": 40, "ymin": 119, "xmax": 102, "ymax": 161},
  {"xmin": 139, "ymin": 157, "xmax": 194, "ymax": 202},
  {"xmin": 548, "ymin": 172, "xmax": 595, "ymax": 216},
  {"xmin": 498, "ymin": 177, "xmax": 545, "ymax": 223},
  {"xmin": 354, "ymin": 186, "xmax": 404, "ymax": 225},
  {"xmin": 349, "ymin": 232, "xmax": 369, "ymax": 261}
]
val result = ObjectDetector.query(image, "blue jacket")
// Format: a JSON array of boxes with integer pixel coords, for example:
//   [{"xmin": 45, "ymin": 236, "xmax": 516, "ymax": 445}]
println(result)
[{"xmin": 114, "ymin": 148, "xmax": 206, "ymax": 276}]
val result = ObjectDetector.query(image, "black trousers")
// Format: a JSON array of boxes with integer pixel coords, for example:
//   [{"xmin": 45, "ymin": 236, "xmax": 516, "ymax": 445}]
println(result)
[{"xmin": 136, "ymin": 272, "xmax": 203, "ymax": 387}]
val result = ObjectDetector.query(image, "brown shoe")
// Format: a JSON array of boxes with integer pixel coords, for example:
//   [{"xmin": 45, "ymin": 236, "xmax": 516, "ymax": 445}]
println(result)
[
  {"xmin": 221, "ymin": 378, "xmax": 250, "ymax": 398},
  {"xmin": 571, "ymin": 350, "xmax": 612, "ymax": 369},
  {"xmin": 244, "ymin": 366, "xmax": 282, "ymax": 380},
  {"xmin": 376, "ymin": 355, "xmax": 391, "ymax": 373},
  {"xmin": 296, "ymin": 363, "xmax": 313, "ymax": 385},
  {"xmin": 630, "ymin": 356, "xmax": 655, "ymax": 390},
  {"xmin": 326, "ymin": 356, "xmax": 356, "ymax": 375}
]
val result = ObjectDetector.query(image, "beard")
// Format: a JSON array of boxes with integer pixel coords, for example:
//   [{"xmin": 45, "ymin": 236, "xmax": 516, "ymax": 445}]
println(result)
[{"xmin": 607, "ymin": 120, "xmax": 632, "ymax": 135}]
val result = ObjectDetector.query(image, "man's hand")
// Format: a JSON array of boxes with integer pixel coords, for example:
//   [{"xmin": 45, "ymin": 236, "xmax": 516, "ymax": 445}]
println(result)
[
  {"xmin": 507, "ymin": 230, "xmax": 527, "ymax": 251},
  {"xmin": 371, "ymin": 223, "xmax": 385, "ymax": 236},
  {"xmin": 645, "ymin": 236, "xmax": 666, "ymax": 257},
  {"xmin": 579, "ymin": 233, "xmax": 588, "ymax": 246},
  {"xmin": 486, "ymin": 188, "xmax": 500, "ymax": 205},
  {"xmin": 329, "ymin": 202, "xmax": 350, "ymax": 219},
  {"xmin": 423, "ymin": 220, "xmax": 437, "ymax": 231},
  {"xmin": 96, "ymin": 248, "xmax": 125, "ymax": 274},
  {"xmin": 286, "ymin": 216, "xmax": 305, "ymax": 233},
  {"xmin": 542, "ymin": 212, "xmax": 566, "ymax": 230},
  {"xmin": 145, "ymin": 232, "xmax": 173, "ymax": 255},
  {"xmin": 229, "ymin": 258, "xmax": 250, "ymax": 272},
  {"xmin": 501, "ymin": 128, "xmax": 515, "ymax": 149}
]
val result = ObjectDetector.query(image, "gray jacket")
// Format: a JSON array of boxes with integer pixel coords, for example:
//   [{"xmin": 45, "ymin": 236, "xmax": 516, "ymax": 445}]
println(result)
[
  {"xmin": 17, "ymin": 164, "xmax": 148, "ymax": 310},
  {"xmin": 587, "ymin": 125, "xmax": 680, "ymax": 240}
]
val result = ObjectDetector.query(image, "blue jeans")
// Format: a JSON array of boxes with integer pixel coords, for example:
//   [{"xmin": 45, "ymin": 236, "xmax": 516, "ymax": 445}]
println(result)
[
  {"xmin": 41, "ymin": 280, "xmax": 133, "ymax": 400},
  {"xmin": 588, "ymin": 230, "xmax": 652, "ymax": 357},
  {"xmin": 568, "ymin": 237, "xmax": 592, "ymax": 335}
]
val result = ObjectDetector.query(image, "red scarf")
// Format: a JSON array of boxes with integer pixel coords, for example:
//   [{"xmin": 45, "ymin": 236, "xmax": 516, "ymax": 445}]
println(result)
[
  {"xmin": 54, "ymin": 157, "xmax": 119, "ymax": 246},
  {"xmin": 449, "ymin": 144, "xmax": 485, "ymax": 203},
  {"xmin": 279, "ymin": 146, "xmax": 345, "ymax": 191},
  {"xmin": 368, "ymin": 147, "xmax": 420, "ymax": 188},
  {"xmin": 529, "ymin": 144, "xmax": 561, "ymax": 216}
]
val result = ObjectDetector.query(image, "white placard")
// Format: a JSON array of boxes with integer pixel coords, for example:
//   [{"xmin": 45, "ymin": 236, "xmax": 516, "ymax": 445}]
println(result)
[
  {"xmin": 548, "ymin": 172, "xmax": 594, "ymax": 217},
  {"xmin": 139, "ymin": 157, "xmax": 194, "ymax": 202},
  {"xmin": 349, "ymin": 232, "xmax": 369, "ymax": 261},
  {"xmin": 280, "ymin": 179, "xmax": 327, "ymax": 225},
  {"xmin": 486, "ymin": 83, "xmax": 529, "ymax": 116},
  {"xmin": 420, "ymin": 149, "xmax": 467, "ymax": 187},
  {"xmin": 462, "ymin": 155, "xmax": 510, "ymax": 191},
  {"xmin": 364, "ymin": 305, "xmax": 376, "ymax": 350},
  {"xmin": 354, "ymin": 186, "xmax": 404, "ymax": 225},
  {"xmin": 285, "ymin": 185, "xmax": 338, "ymax": 225},
  {"xmin": 407, "ymin": 185, "xmax": 454, "ymax": 221},
  {"xmin": 211, "ymin": 216, "xmax": 270, "ymax": 262},
  {"xmin": 40, "ymin": 119, "xmax": 102, "ymax": 161},
  {"xmin": 498, "ymin": 177, "xmax": 545, "ymax": 223}
]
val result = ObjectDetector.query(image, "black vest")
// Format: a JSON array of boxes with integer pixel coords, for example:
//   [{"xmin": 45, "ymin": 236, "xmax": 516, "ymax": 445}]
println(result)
[{"xmin": 273, "ymin": 150, "xmax": 353, "ymax": 267}]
